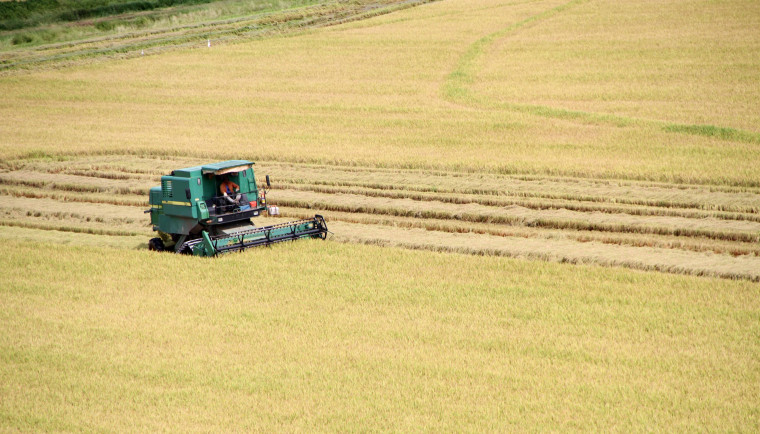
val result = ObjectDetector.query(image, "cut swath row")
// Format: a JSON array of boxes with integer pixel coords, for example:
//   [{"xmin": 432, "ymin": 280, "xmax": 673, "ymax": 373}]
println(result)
[
  {"xmin": 0, "ymin": 186, "xmax": 146, "ymax": 207},
  {"xmin": 271, "ymin": 190, "xmax": 760, "ymax": 244},
  {"xmin": 6, "ymin": 160, "xmax": 760, "ymax": 222},
  {"xmin": 275, "ymin": 208, "xmax": 760, "ymax": 258},
  {"xmin": 280, "ymin": 182, "xmax": 760, "ymax": 223},
  {"xmin": 3, "ymin": 162, "xmax": 760, "ymax": 245},
  {"xmin": 3, "ymin": 155, "xmax": 759, "ymax": 278},
  {"xmin": 8, "ymin": 155, "xmax": 760, "ymax": 213},
  {"xmin": 327, "ymin": 223, "xmax": 760, "ymax": 282},
  {"xmin": 6, "ymin": 170, "xmax": 760, "ymax": 224},
  {"xmin": 275, "ymin": 177, "xmax": 760, "ymax": 214}
]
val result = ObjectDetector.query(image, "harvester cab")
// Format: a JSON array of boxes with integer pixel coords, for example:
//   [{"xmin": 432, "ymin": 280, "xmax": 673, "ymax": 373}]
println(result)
[{"xmin": 146, "ymin": 160, "xmax": 327, "ymax": 256}]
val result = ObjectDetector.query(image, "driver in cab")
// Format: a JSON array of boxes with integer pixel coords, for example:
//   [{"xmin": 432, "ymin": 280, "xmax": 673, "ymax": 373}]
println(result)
[{"xmin": 219, "ymin": 176, "xmax": 240, "ymax": 201}]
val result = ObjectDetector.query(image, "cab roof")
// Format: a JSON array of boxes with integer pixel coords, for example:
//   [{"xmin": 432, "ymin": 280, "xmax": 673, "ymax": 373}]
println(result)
[
  {"xmin": 201, "ymin": 160, "xmax": 254, "ymax": 175},
  {"xmin": 170, "ymin": 160, "xmax": 254, "ymax": 178}
]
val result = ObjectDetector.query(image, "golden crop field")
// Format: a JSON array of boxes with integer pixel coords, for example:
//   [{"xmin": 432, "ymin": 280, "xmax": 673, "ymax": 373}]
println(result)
[
  {"xmin": 1, "ymin": 0, "xmax": 759, "ymax": 430},
  {"xmin": 2, "ymin": 240, "xmax": 758, "ymax": 431}
]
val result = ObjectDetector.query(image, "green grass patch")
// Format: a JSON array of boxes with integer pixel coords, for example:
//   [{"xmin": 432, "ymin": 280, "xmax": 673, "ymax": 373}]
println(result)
[
  {"xmin": 663, "ymin": 123, "xmax": 760, "ymax": 144},
  {"xmin": 0, "ymin": 0, "xmax": 218, "ymax": 30}
]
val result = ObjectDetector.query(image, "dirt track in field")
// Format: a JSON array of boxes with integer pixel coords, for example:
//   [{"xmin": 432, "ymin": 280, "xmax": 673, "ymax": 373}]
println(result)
[{"xmin": 1, "ymin": 155, "xmax": 759, "ymax": 281}]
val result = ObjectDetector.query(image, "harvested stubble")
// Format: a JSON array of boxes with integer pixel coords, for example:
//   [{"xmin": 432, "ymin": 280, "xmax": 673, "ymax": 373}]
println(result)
[
  {"xmin": 2, "ymin": 154, "xmax": 760, "ymax": 280},
  {"xmin": 282, "ymin": 182, "xmax": 760, "ymax": 223},
  {"xmin": 329, "ymin": 222, "xmax": 760, "ymax": 281},
  {"xmin": 0, "ymin": 185, "xmax": 146, "ymax": 207},
  {"xmin": 19, "ymin": 156, "xmax": 760, "ymax": 214},
  {"xmin": 0, "ymin": 170, "xmax": 151, "ymax": 195},
  {"xmin": 271, "ymin": 189, "xmax": 760, "ymax": 243},
  {"xmin": 277, "ymin": 207, "xmax": 760, "ymax": 258},
  {"xmin": 262, "ymin": 164, "xmax": 760, "ymax": 214}
]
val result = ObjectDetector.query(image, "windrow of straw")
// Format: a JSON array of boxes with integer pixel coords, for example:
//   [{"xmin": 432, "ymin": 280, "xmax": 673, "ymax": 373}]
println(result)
[
  {"xmin": 281, "ymin": 183, "xmax": 760, "ymax": 222},
  {"xmin": 276, "ymin": 208, "xmax": 760, "ymax": 257},
  {"xmin": 275, "ymin": 177, "xmax": 760, "ymax": 214},
  {"xmin": 274, "ymin": 196, "xmax": 760, "ymax": 244}
]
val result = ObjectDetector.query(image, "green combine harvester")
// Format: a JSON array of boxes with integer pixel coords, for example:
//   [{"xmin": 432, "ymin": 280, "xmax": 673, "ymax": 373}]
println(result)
[{"xmin": 146, "ymin": 160, "xmax": 327, "ymax": 256}]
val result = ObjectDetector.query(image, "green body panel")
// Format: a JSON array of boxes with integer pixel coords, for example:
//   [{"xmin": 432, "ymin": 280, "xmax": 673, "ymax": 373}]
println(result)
[
  {"xmin": 158, "ymin": 214, "xmax": 198, "ymax": 235},
  {"xmin": 160, "ymin": 176, "xmax": 196, "ymax": 218},
  {"xmin": 150, "ymin": 160, "xmax": 263, "ymax": 236},
  {"xmin": 148, "ymin": 186, "xmax": 162, "ymax": 226}
]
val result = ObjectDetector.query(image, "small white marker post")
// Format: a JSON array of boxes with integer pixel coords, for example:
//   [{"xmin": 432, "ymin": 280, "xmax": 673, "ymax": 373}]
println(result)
[
  {"xmin": 207, "ymin": 39, "xmax": 211, "ymax": 48},
  {"xmin": 141, "ymin": 49, "xmax": 144, "ymax": 56}
]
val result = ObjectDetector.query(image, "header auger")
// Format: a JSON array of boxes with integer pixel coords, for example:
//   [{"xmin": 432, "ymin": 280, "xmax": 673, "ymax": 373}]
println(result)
[{"xmin": 146, "ymin": 160, "xmax": 327, "ymax": 256}]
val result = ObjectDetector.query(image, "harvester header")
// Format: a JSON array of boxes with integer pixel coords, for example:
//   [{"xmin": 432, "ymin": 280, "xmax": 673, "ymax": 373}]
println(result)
[{"xmin": 146, "ymin": 160, "xmax": 327, "ymax": 256}]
